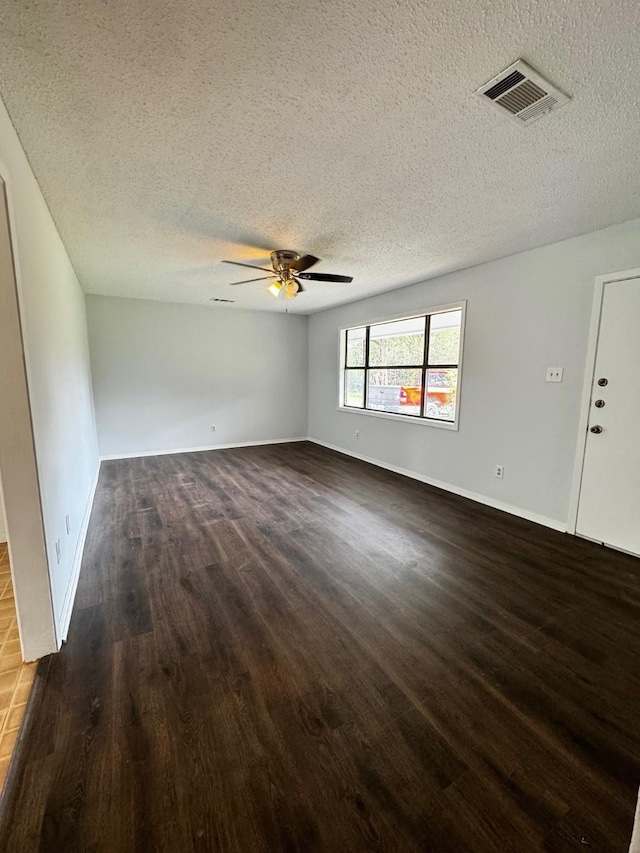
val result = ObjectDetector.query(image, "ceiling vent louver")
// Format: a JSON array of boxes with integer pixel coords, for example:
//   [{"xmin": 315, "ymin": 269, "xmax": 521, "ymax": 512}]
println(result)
[
  {"xmin": 476, "ymin": 60, "xmax": 570, "ymax": 125},
  {"xmin": 210, "ymin": 297, "xmax": 235, "ymax": 303}
]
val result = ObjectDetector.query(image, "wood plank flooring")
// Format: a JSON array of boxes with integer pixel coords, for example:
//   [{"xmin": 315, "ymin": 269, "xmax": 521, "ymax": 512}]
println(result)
[
  {"xmin": 0, "ymin": 542, "xmax": 37, "ymax": 792},
  {"xmin": 0, "ymin": 441, "xmax": 639, "ymax": 851}
]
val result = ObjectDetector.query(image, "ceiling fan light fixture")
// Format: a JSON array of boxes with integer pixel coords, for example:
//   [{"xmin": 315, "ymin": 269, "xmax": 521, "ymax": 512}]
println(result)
[
  {"xmin": 222, "ymin": 250, "xmax": 352, "ymax": 299},
  {"xmin": 285, "ymin": 278, "xmax": 299, "ymax": 298}
]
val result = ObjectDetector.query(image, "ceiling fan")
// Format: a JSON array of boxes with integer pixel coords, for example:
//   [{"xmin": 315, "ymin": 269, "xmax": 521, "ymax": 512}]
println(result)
[{"xmin": 223, "ymin": 250, "xmax": 353, "ymax": 299}]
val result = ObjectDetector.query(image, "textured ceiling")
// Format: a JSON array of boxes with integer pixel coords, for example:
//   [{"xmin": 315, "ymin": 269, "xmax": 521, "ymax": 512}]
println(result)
[{"xmin": 1, "ymin": 0, "xmax": 639, "ymax": 314}]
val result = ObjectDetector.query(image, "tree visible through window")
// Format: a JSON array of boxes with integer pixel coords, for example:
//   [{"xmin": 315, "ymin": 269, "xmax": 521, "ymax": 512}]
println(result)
[{"xmin": 341, "ymin": 307, "xmax": 464, "ymax": 423}]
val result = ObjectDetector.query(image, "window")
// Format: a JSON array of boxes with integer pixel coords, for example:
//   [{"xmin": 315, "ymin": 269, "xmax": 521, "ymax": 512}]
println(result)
[{"xmin": 340, "ymin": 304, "xmax": 465, "ymax": 427}]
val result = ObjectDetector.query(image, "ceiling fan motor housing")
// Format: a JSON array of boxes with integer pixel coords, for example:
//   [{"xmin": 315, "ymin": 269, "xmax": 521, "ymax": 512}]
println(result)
[{"xmin": 270, "ymin": 250, "xmax": 299, "ymax": 271}]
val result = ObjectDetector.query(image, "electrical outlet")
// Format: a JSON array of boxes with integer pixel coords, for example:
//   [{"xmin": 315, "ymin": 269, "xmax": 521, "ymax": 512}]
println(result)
[
  {"xmin": 495, "ymin": 465, "xmax": 504, "ymax": 479},
  {"xmin": 546, "ymin": 367, "xmax": 564, "ymax": 382},
  {"xmin": 355, "ymin": 430, "xmax": 360, "ymax": 439},
  {"xmin": 65, "ymin": 514, "xmax": 71, "ymax": 535},
  {"xmin": 210, "ymin": 425, "xmax": 217, "ymax": 432},
  {"xmin": 55, "ymin": 539, "xmax": 61, "ymax": 564}
]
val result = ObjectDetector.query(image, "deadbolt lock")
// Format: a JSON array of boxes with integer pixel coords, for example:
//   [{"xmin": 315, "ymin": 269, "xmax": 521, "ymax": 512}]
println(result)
[
  {"xmin": 594, "ymin": 399, "xmax": 605, "ymax": 408},
  {"xmin": 589, "ymin": 425, "xmax": 603, "ymax": 434},
  {"xmin": 597, "ymin": 378, "xmax": 608, "ymax": 387}
]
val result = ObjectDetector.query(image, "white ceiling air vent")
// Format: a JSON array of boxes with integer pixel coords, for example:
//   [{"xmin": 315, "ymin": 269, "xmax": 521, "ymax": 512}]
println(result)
[{"xmin": 476, "ymin": 60, "xmax": 570, "ymax": 125}]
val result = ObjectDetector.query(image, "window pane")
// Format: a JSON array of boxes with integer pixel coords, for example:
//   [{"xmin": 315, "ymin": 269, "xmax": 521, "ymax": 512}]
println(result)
[
  {"xmin": 367, "ymin": 368, "xmax": 422, "ymax": 415},
  {"xmin": 428, "ymin": 310, "xmax": 461, "ymax": 365},
  {"xmin": 425, "ymin": 368, "xmax": 457, "ymax": 420},
  {"xmin": 344, "ymin": 369, "xmax": 365, "ymax": 407},
  {"xmin": 369, "ymin": 316, "xmax": 425, "ymax": 367},
  {"xmin": 346, "ymin": 327, "xmax": 366, "ymax": 367}
]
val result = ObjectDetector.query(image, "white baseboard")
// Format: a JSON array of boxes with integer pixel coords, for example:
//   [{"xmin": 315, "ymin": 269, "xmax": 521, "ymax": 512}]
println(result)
[
  {"xmin": 629, "ymin": 791, "xmax": 640, "ymax": 853},
  {"xmin": 57, "ymin": 462, "xmax": 101, "ymax": 645},
  {"xmin": 102, "ymin": 436, "xmax": 567, "ymax": 533},
  {"xmin": 100, "ymin": 437, "xmax": 309, "ymax": 461},
  {"xmin": 309, "ymin": 438, "xmax": 567, "ymax": 533}
]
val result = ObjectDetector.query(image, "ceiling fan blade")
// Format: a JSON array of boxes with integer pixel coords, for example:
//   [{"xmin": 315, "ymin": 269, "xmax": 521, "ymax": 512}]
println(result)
[
  {"xmin": 290, "ymin": 254, "xmax": 320, "ymax": 273},
  {"xmin": 223, "ymin": 260, "xmax": 274, "ymax": 273},
  {"xmin": 296, "ymin": 272, "xmax": 353, "ymax": 283},
  {"xmin": 229, "ymin": 276, "xmax": 276, "ymax": 285}
]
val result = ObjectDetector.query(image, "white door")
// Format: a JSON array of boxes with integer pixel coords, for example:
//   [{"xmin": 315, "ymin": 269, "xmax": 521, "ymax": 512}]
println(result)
[{"xmin": 576, "ymin": 275, "xmax": 640, "ymax": 555}]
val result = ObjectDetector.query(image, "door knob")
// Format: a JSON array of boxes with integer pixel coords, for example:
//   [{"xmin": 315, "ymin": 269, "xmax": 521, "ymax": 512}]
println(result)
[{"xmin": 589, "ymin": 425, "xmax": 603, "ymax": 434}]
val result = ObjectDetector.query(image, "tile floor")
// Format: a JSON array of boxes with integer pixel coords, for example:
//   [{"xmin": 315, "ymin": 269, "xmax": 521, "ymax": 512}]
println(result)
[{"xmin": 0, "ymin": 543, "xmax": 36, "ymax": 791}]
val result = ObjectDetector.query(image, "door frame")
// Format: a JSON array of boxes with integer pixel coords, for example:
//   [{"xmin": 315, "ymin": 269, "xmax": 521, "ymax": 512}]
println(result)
[
  {"xmin": 567, "ymin": 266, "xmax": 640, "ymax": 536},
  {"xmin": 0, "ymin": 158, "xmax": 58, "ymax": 660}
]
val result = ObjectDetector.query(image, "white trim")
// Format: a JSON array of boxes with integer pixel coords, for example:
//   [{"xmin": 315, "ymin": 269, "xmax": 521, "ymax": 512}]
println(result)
[
  {"xmin": 575, "ymin": 532, "xmax": 640, "ymax": 559},
  {"xmin": 337, "ymin": 406, "xmax": 458, "ymax": 429},
  {"xmin": 100, "ymin": 437, "xmax": 309, "ymax": 461},
  {"xmin": 309, "ymin": 438, "xmax": 567, "ymax": 533},
  {"xmin": 337, "ymin": 300, "xmax": 467, "ymax": 332},
  {"xmin": 629, "ymin": 789, "xmax": 640, "ymax": 853},
  {"xmin": 337, "ymin": 300, "xmax": 466, "ymax": 430},
  {"xmin": 57, "ymin": 462, "xmax": 101, "ymax": 644},
  {"xmin": 567, "ymin": 267, "xmax": 640, "ymax": 535},
  {"xmin": 0, "ymin": 161, "xmax": 58, "ymax": 660}
]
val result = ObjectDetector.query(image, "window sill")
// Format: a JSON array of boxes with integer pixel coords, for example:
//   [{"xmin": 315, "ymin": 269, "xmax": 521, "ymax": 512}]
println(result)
[{"xmin": 337, "ymin": 406, "xmax": 459, "ymax": 431}]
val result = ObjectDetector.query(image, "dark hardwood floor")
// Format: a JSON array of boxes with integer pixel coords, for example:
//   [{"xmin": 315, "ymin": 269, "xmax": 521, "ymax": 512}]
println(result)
[{"xmin": 1, "ymin": 442, "xmax": 639, "ymax": 852}]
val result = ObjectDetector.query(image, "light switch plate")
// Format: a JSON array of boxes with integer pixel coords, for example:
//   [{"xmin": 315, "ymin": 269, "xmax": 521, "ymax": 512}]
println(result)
[{"xmin": 546, "ymin": 367, "xmax": 564, "ymax": 382}]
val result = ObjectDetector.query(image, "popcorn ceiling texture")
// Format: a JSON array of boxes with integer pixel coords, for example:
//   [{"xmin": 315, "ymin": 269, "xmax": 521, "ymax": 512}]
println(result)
[{"xmin": 0, "ymin": 0, "xmax": 639, "ymax": 314}]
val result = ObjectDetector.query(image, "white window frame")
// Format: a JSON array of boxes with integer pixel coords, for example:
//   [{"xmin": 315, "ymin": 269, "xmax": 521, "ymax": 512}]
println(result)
[{"xmin": 337, "ymin": 301, "xmax": 466, "ymax": 431}]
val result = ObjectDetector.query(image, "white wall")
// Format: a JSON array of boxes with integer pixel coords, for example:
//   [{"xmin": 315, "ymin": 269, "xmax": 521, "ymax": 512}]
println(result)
[
  {"xmin": 87, "ymin": 295, "xmax": 308, "ymax": 457},
  {"xmin": 0, "ymin": 96, "xmax": 99, "ymax": 651},
  {"xmin": 309, "ymin": 218, "xmax": 640, "ymax": 530}
]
